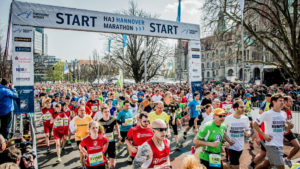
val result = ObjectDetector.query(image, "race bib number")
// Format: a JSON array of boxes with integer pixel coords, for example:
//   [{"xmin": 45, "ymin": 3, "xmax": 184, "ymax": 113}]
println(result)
[
  {"xmin": 105, "ymin": 132, "xmax": 114, "ymax": 142},
  {"xmin": 92, "ymin": 106, "xmax": 98, "ymax": 112},
  {"xmin": 64, "ymin": 120, "xmax": 69, "ymax": 127},
  {"xmin": 43, "ymin": 114, "xmax": 51, "ymax": 121},
  {"xmin": 54, "ymin": 120, "xmax": 63, "ymax": 127},
  {"xmin": 89, "ymin": 152, "xmax": 104, "ymax": 166},
  {"xmin": 195, "ymin": 105, "xmax": 200, "ymax": 111},
  {"xmin": 209, "ymin": 154, "xmax": 221, "ymax": 168},
  {"xmin": 133, "ymin": 117, "xmax": 137, "ymax": 123},
  {"xmin": 125, "ymin": 118, "xmax": 133, "ymax": 125}
]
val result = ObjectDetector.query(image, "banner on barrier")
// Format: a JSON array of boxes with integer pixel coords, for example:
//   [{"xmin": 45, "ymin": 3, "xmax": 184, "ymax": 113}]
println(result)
[
  {"xmin": 11, "ymin": 1, "xmax": 200, "ymax": 40},
  {"xmin": 12, "ymin": 25, "xmax": 34, "ymax": 113},
  {"xmin": 188, "ymin": 40, "xmax": 202, "ymax": 96}
]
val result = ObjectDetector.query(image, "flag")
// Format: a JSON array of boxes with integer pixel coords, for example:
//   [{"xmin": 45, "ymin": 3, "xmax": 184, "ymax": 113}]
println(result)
[
  {"xmin": 238, "ymin": 0, "xmax": 244, "ymax": 18},
  {"xmin": 64, "ymin": 63, "xmax": 69, "ymax": 74},
  {"xmin": 117, "ymin": 69, "xmax": 124, "ymax": 90},
  {"xmin": 74, "ymin": 59, "xmax": 77, "ymax": 70},
  {"xmin": 123, "ymin": 34, "xmax": 127, "ymax": 57},
  {"xmin": 176, "ymin": 0, "xmax": 181, "ymax": 22},
  {"xmin": 108, "ymin": 40, "xmax": 111, "ymax": 54}
]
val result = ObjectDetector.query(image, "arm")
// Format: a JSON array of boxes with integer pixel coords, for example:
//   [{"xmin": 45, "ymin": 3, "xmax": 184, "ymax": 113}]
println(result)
[
  {"xmin": 79, "ymin": 144, "xmax": 88, "ymax": 156},
  {"xmin": 193, "ymin": 137, "xmax": 219, "ymax": 147},
  {"xmin": 103, "ymin": 142, "xmax": 108, "ymax": 153},
  {"xmin": 223, "ymin": 132, "xmax": 235, "ymax": 146},
  {"xmin": 253, "ymin": 121, "xmax": 271, "ymax": 142},
  {"xmin": 133, "ymin": 143, "xmax": 152, "ymax": 169}
]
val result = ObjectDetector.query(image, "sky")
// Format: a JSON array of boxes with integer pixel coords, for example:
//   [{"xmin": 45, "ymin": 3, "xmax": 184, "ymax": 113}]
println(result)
[{"xmin": 0, "ymin": 0, "xmax": 203, "ymax": 61}]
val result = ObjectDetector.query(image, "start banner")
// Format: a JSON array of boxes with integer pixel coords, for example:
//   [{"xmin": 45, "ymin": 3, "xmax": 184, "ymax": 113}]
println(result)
[{"xmin": 11, "ymin": 1, "xmax": 200, "ymax": 40}]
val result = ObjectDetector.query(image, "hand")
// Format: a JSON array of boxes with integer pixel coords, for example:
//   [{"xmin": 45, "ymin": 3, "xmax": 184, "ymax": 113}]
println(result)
[
  {"xmin": 195, "ymin": 128, "xmax": 199, "ymax": 134},
  {"xmin": 255, "ymin": 138, "xmax": 261, "ymax": 146},
  {"xmin": 264, "ymin": 134, "xmax": 272, "ymax": 142},
  {"xmin": 118, "ymin": 135, "xmax": 122, "ymax": 141},
  {"xmin": 9, "ymin": 84, "xmax": 14, "ymax": 89},
  {"xmin": 172, "ymin": 120, "xmax": 175, "ymax": 125},
  {"xmin": 131, "ymin": 146, "xmax": 138, "ymax": 154},
  {"xmin": 167, "ymin": 133, "xmax": 171, "ymax": 139},
  {"xmin": 245, "ymin": 131, "xmax": 251, "ymax": 138},
  {"xmin": 210, "ymin": 141, "xmax": 220, "ymax": 147}
]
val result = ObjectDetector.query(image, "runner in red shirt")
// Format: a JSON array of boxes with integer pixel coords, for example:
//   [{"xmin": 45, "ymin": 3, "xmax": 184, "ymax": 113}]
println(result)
[
  {"xmin": 39, "ymin": 98, "xmax": 54, "ymax": 153},
  {"xmin": 79, "ymin": 121, "xmax": 108, "ymax": 169},
  {"xmin": 74, "ymin": 100, "xmax": 92, "ymax": 116},
  {"xmin": 61, "ymin": 103, "xmax": 72, "ymax": 145},
  {"xmin": 51, "ymin": 104, "xmax": 68, "ymax": 163},
  {"xmin": 126, "ymin": 112, "xmax": 153, "ymax": 163},
  {"xmin": 133, "ymin": 119, "xmax": 170, "ymax": 169},
  {"xmin": 220, "ymin": 94, "xmax": 233, "ymax": 115},
  {"xmin": 86, "ymin": 91, "xmax": 100, "ymax": 118},
  {"xmin": 283, "ymin": 96, "xmax": 299, "ymax": 167}
]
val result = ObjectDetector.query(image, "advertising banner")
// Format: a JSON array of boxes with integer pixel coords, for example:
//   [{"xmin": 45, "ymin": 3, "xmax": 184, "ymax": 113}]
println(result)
[
  {"xmin": 188, "ymin": 40, "xmax": 202, "ymax": 96},
  {"xmin": 11, "ymin": 1, "xmax": 200, "ymax": 40},
  {"xmin": 12, "ymin": 25, "xmax": 34, "ymax": 113}
]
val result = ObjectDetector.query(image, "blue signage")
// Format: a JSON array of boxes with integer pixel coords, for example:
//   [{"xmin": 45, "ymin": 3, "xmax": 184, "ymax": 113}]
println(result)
[
  {"xmin": 14, "ymin": 86, "xmax": 34, "ymax": 114},
  {"xmin": 15, "ymin": 47, "xmax": 31, "ymax": 52},
  {"xmin": 191, "ymin": 81, "xmax": 202, "ymax": 99}
]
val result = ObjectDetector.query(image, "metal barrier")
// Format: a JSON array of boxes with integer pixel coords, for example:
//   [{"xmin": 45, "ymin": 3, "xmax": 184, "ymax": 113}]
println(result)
[{"xmin": 29, "ymin": 112, "xmax": 38, "ymax": 169}]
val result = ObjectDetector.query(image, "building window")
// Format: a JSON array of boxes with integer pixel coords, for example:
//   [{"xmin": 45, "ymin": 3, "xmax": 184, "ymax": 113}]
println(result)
[
  {"xmin": 207, "ymin": 71, "xmax": 210, "ymax": 78},
  {"xmin": 228, "ymin": 69, "xmax": 233, "ymax": 76}
]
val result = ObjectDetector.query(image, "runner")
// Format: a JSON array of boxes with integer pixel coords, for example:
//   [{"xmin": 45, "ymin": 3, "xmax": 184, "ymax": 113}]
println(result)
[
  {"xmin": 193, "ymin": 108, "xmax": 226, "ymax": 169},
  {"xmin": 183, "ymin": 92, "xmax": 201, "ymax": 140},
  {"xmin": 39, "ymin": 98, "xmax": 54, "ymax": 153},
  {"xmin": 86, "ymin": 91, "xmax": 101, "ymax": 118},
  {"xmin": 144, "ymin": 98, "xmax": 155, "ymax": 113},
  {"xmin": 116, "ymin": 100, "xmax": 134, "ymax": 153},
  {"xmin": 79, "ymin": 121, "xmax": 108, "ymax": 169},
  {"xmin": 51, "ymin": 104, "xmax": 68, "ymax": 162},
  {"xmin": 129, "ymin": 95, "xmax": 139, "ymax": 125},
  {"xmin": 223, "ymin": 99, "xmax": 251, "ymax": 169},
  {"xmin": 98, "ymin": 106, "xmax": 120, "ymax": 168},
  {"xmin": 126, "ymin": 112, "xmax": 153, "ymax": 164},
  {"xmin": 283, "ymin": 96, "xmax": 300, "ymax": 167},
  {"xmin": 244, "ymin": 93, "xmax": 255, "ymax": 150},
  {"xmin": 69, "ymin": 105, "xmax": 93, "ymax": 168},
  {"xmin": 152, "ymin": 89, "xmax": 163, "ymax": 102},
  {"xmin": 148, "ymin": 101, "xmax": 170, "ymax": 137},
  {"xmin": 220, "ymin": 94, "xmax": 233, "ymax": 115},
  {"xmin": 253, "ymin": 93, "xmax": 293, "ymax": 169},
  {"xmin": 133, "ymin": 119, "xmax": 171, "ymax": 169}
]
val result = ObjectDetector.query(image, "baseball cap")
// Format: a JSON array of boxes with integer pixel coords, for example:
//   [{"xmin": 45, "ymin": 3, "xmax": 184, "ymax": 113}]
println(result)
[
  {"xmin": 213, "ymin": 108, "xmax": 226, "ymax": 115},
  {"xmin": 245, "ymin": 93, "xmax": 252, "ymax": 97},
  {"xmin": 131, "ymin": 95, "xmax": 138, "ymax": 101}
]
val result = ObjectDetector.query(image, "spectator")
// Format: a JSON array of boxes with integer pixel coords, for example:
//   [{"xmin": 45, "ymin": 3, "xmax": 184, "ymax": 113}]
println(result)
[
  {"xmin": 0, "ymin": 147, "xmax": 22, "ymax": 166},
  {"xmin": 0, "ymin": 79, "xmax": 18, "ymax": 139},
  {"xmin": 182, "ymin": 155, "xmax": 206, "ymax": 169}
]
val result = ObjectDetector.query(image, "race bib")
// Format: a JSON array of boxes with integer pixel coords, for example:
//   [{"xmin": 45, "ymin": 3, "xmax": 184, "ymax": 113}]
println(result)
[
  {"xmin": 54, "ymin": 120, "xmax": 63, "ymax": 127},
  {"xmin": 209, "ymin": 154, "xmax": 221, "ymax": 168},
  {"xmin": 89, "ymin": 152, "xmax": 104, "ymax": 166},
  {"xmin": 133, "ymin": 117, "xmax": 137, "ymax": 123},
  {"xmin": 43, "ymin": 114, "xmax": 51, "ymax": 121},
  {"xmin": 125, "ymin": 118, "xmax": 133, "ymax": 125},
  {"xmin": 64, "ymin": 120, "xmax": 69, "ymax": 127},
  {"xmin": 195, "ymin": 105, "xmax": 200, "ymax": 111},
  {"xmin": 92, "ymin": 106, "xmax": 98, "ymax": 112},
  {"xmin": 105, "ymin": 132, "xmax": 114, "ymax": 142}
]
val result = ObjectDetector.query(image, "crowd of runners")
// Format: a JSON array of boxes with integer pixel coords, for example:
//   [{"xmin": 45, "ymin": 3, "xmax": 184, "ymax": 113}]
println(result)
[{"xmin": 34, "ymin": 82, "xmax": 300, "ymax": 169}]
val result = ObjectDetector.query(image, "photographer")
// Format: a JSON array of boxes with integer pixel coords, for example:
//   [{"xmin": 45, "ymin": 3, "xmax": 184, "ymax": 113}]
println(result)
[{"xmin": 0, "ymin": 79, "xmax": 18, "ymax": 139}]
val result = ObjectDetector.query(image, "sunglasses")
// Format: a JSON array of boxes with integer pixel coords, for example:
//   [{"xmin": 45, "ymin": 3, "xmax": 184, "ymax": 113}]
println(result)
[
  {"xmin": 153, "ymin": 128, "xmax": 168, "ymax": 132},
  {"xmin": 142, "ymin": 120, "xmax": 150, "ymax": 123},
  {"xmin": 217, "ymin": 115, "xmax": 226, "ymax": 118}
]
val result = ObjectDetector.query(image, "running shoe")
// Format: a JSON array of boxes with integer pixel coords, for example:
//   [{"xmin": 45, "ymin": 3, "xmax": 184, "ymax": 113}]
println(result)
[
  {"xmin": 176, "ymin": 143, "xmax": 182, "ymax": 149},
  {"xmin": 56, "ymin": 157, "xmax": 62, "ymax": 163},
  {"xmin": 191, "ymin": 146, "xmax": 196, "ymax": 154},
  {"xmin": 285, "ymin": 158, "xmax": 292, "ymax": 168},
  {"xmin": 183, "ymin": 132, "xmax": 187, "ymax": 140},
  {"xmin": 47, "ymin": 146, "xmax": 51, "ymax": 153},
  {"xmin": 67, "ymin": 140, "xmax": 72, "ymax": 145},
  {"xmin": 127, "ymin": 156, "xmax": 133, "ymax": 164}
]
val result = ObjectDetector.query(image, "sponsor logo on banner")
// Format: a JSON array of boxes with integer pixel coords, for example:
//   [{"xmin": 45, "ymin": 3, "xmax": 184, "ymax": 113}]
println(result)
[
  {"xmin": 16, "ymin": 77, "xmax": 31, "ymax": 81},
  {"xmin": 16, "ymin": 68, "xmax": 29, "ymax": 72},
  {"xmin": 17, "ymin": 10, "xmax": 49, "ymax": 20},
  {"xmin": 14, "ymin": 56, "xmax": 32, "ymax": 63},
  {"xmin": 192, "ymin": 76, "xmax": 201, "ymax": 79},
  {"xmin": 192, "ymin": 55, "xmax": 200, "ymax": 58},
  {"xmin": 14, "ymin": 37, "xmax": 32, "ymax": 42},
  {"xmin": 13, "ymin": 28, "xmax": 33, "ymax": 34},
  {"xmin": 192, "ymin": 69, "xmax": 198, "ymax": 72},
  {"xmin": 15, "ymin": 47, "xmax": 31, "ymax": 52},
  {"xmin": 191, "ymin": 48, "xmax": 200, "ymax": 51},
  {"xmin": 192, "ymin": 61, "xmax": 201, "ymax": 66},
  {"xmin": 181, "ymin": 29, "xmax": 199, "ymax": 35}
]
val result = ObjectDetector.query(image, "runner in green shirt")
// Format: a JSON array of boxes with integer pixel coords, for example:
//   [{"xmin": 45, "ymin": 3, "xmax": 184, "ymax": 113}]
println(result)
[{"xmin": 193, "ymin": 108, "xmax": 227, "ymax": 169}]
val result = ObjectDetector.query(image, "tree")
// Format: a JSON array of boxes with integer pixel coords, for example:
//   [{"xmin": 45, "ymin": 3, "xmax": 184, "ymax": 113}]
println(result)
[
  {"xmin": 44, "ymin": 61, "xmax": 65, "ymax": 81},
  {"xmin": 202, "ymin": 0, "xmax": 300, "ymax": 84},
  {"xmin": 103, "ymin": 1, "xmax": 173, "ymax": 83}
]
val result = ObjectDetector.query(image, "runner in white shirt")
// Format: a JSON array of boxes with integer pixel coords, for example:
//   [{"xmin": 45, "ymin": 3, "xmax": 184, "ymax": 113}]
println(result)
[
  {"xmin": 186, "ymin": 89, "xmax": 193, "ymax": 103},
  {"xmin": 223, "ymin": 99, "xmax": 250, "ymax": 169},
  {"xmin": 201, "ymin": 104, "xmax": 213, "ymax": 125},
  {"xmin": 152, "ymin": 89, "xmax": 162, "ymax": 102},
  {"xmin": 253, "ymin": 93, "xmax": 293, "ymax": 169}
]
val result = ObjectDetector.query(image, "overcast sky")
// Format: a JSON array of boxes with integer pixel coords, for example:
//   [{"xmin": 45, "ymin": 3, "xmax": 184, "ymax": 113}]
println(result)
[{"xmin": 0, "ymin": 0, "xmax": 203, "ymax": 61}]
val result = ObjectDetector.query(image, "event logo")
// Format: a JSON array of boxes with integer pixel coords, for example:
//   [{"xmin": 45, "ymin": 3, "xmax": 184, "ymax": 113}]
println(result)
[
  {"xmin": 15, "ymin": 47, "xmax": 31, "ymax": 52},
  {"xmin": 13, "ymin": 28, "xmax": 32, "ymax": 34},
  {"xmin": 181, "ymin": 29, "xmax": 199, "ymax": 35},
  {"xmin": 17, "ymin": 10, "xmax": 32, "ymax": 19},
  {"xmin": 16, "ymin": 77, "xmax": 30, "ymax": 81},
  {"xmin": 14, "ymin": 37, "xmax": 32, "ymax": 42},
  {"xmin": 192, "ymin": 55, "xmax": 200, "ymax": 58},
  {"xmin": 16, "ymin": 68, "xmax": 28, "ymax": 72},
  {"xmin": 135, "ymin": 26, "xmax": 145, "ymax": 31},
  {"xmin": 192, "ymin": 69, "xmax": 198, "ymax": 72}
]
